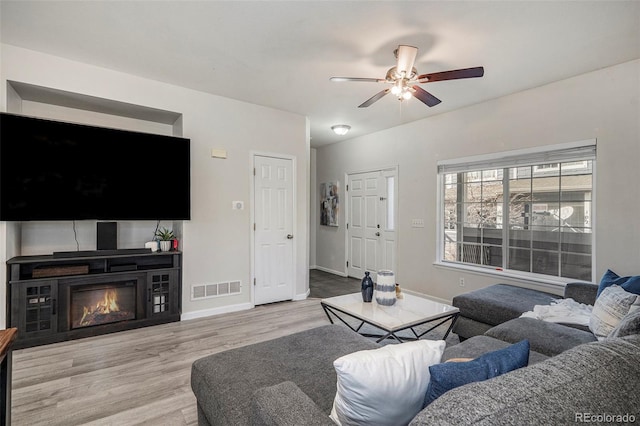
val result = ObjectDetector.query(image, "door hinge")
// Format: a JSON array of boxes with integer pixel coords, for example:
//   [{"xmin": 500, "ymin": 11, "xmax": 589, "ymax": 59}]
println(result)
[
  {"xmin": 346, "ymin": 184, "xmax": 348, "ymax": 191},
  {"xmin": 346, "ymin": 261, "xmax": 349, "ymax": 267},
  {"xmin": 253, "ymin": 167, "xmax": 256, "ymax": 176},
  {"xmin": 254, "ymin": 223, "xmax": 256, "ymax": 231},
  {"xmin": 254, "ymin": 278, "xmax": 256, "ymax": 286},
  {"xmin": 346, "ymin": 223, "xmax": 349, "ymax": 229}
]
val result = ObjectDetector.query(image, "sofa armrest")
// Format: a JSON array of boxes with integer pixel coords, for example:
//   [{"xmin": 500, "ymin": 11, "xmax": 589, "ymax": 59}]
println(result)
[
  {"xmin": 564, "ymin": 282, "xmax": 598, "ymax": 305},
  {"xmin": 251, "ymin": 381, "xmax": 335, "ymax": 426}
]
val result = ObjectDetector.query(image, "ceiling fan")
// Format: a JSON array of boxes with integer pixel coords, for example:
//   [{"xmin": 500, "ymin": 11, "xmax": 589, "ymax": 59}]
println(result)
[{"xmin": 330, "ymin": 45, "xmax": 484, "ymax": 108}]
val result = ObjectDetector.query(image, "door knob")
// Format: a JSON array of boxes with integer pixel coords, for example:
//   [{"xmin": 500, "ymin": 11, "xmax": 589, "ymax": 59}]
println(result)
[
  {"xmin": 287, "ymin": 234, "xmax": 294, "ymax": 239},
  {"xmin": 375, "ymin": 232, "xmax": 380, "ymax": 236}
]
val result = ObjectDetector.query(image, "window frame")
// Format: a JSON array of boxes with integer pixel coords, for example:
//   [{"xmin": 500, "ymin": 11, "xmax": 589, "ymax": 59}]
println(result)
[{"xmin": 435, "ymin": 140, "xmax": 596, "ymax": 287}]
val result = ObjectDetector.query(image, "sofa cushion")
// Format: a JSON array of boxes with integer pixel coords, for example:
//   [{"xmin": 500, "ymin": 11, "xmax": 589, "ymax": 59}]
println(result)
[
  {"xmin": 485, "ymin": 317, "xmax": 596, "ymax": 356},
  {"xmin": 451, "ymin": 316, "xmax": 494, "ymax": 340},
  {"xmin": 410, "ymin": 335, "xmax": 640, "ymax": 425},
  {"xmin": 330, "ymin": 339, "xmax": 445, "ymax": 426},
  {"xmin": 191, "ymin": 325, "xmax": 378, "ymax": 426},
  {"xmin": 442, "ymin": 335, "xmax": 548, "ymax": 365},
  {"xmin": 251, "ymin": 381, "xmax": 335, "ymax": 426},
  {"xmin": 452, "ymin": 284, "xmax": 558, "ymax": 327},
  {"xmin": 597, "ymin": 269, "xmax": 640, "ymax": 297},
  {"xmin": 589, "ymin": 285, "xmax": 640, "ymax": 340},
  {"xmin": 423, "ymin": 340, "xmax": 529, "ymax": 407}
]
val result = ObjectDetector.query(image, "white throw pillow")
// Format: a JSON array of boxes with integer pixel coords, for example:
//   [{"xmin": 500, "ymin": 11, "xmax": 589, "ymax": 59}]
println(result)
[
  {"xmin": 329, "ymin": 339, "xmax": 446, "ymax": 426},
  {"xmin": 589, "ymin": 285, "xmax": 640, "ymax": 340}
]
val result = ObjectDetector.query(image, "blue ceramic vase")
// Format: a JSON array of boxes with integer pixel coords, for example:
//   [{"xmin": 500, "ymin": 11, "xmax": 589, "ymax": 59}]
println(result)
[{"xmin": 361, "ymin": 271, "xmax": 374, "ymax": 302}]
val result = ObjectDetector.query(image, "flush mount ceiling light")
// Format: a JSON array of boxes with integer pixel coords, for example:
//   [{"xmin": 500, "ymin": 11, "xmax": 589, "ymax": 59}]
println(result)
[{"xmin": 331, "ymin": 124, "xmax": 351, "ymax": 136}]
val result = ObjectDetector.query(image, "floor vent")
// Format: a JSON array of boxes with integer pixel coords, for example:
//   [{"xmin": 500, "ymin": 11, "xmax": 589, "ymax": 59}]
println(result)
[{"xmin": 192, "ymin": 281, "xmax": 241, "ymax": 300}]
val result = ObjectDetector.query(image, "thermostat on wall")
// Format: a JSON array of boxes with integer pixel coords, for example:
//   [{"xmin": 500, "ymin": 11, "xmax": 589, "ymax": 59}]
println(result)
[{"xmin": 232, "ymin": 201, "xmax": 244, "ymax": 210}]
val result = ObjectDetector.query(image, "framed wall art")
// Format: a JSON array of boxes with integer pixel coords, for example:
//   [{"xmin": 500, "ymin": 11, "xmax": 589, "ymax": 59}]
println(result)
[{"xmin": 320, "ymin": 181, "xmax": 339, "ymax": 227}]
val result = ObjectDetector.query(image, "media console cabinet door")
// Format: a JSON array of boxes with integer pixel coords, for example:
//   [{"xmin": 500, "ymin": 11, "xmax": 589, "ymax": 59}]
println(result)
[
  {"xmin": 13, "ymin": 280, "xmax": 58, "ymax": 339},
  {"xmin": 147, "ymin": 270, "xmax": 179, "ymax": 317}
]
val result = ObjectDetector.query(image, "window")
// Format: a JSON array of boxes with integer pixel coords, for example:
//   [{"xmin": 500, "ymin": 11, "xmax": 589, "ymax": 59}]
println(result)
[
  {"xmin": 386, "ymin": 175, "xmax": 395, "ymax": 230},
  {"xmin": 438, "ymin": 141, "xmax": 595, "ymax": 282}
]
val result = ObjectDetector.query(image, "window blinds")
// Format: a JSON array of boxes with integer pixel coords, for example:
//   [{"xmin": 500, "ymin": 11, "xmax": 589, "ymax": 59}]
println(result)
[{"xmin": 437, "ymin": 140, "xmax": 596, "ymax": 174}]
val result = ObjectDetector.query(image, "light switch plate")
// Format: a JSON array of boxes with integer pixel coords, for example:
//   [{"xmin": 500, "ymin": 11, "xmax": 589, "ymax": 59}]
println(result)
[{"xmin": 211, "ymin": 148, "xmax": 227, "ymax": 159}]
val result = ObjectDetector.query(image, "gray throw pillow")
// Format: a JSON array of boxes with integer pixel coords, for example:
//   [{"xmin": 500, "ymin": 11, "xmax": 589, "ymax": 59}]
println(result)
[
  {"xmin": 609, "ymin": 309, "xmax": 640, "ymax": 338},
  {"xmin": 589, "ymin": 285, "xmax": 640, "ymax": 340}
]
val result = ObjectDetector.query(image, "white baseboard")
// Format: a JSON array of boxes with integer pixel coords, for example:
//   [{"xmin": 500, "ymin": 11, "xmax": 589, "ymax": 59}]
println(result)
[
  {"xmin": 293, "ymin": 289, "xmax": 310, "ymax": 301},
  {"xmin": 309, "ymin": 264, "xmax": 318, "ymax": 270},
  {"xmin": 314, "ymin": 265, "xmax": 348, "ymax": 277},
  {"xmin": 181, "ymin": 302, "xmax": 253, "ymax": 321},
  {"xmin": 402, "ymin": 288, "xmax": 453, "ymax": 305}
]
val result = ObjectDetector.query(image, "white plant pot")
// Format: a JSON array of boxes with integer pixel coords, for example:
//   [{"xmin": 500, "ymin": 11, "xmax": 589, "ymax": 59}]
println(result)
[{"xmin": 159, "ymin": 240, "xmax": 172, "ymax": 252}]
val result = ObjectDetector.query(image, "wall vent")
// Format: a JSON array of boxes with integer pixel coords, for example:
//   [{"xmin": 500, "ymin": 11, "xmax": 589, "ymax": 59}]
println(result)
[{"xmin": 191, "ymin": 281, "xmax": 242, "ymax": 300}]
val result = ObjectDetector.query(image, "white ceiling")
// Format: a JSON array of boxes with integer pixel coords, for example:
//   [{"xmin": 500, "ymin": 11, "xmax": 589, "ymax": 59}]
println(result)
[{"xmin": 1, "ymin": 1, "xmax": 639, "ymax": 147}]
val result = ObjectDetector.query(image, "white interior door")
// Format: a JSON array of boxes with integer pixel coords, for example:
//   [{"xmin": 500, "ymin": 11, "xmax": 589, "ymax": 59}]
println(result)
[
  {"xmin": 347, "ymin": 169, "xmax": 397, "ymax": 280},
  {"xmin": 254, "ymin": 155, "xmax": 294, "ymax": 305}
]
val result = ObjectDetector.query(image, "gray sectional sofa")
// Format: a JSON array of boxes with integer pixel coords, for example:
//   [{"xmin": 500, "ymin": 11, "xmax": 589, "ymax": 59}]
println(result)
[
  {"xmin": 191, "ymin": 303, "xmax": 640, "ymax": 425},
  {"xmin": 452, "ymin": 282, "xmax": 598, "ymax": 357}
]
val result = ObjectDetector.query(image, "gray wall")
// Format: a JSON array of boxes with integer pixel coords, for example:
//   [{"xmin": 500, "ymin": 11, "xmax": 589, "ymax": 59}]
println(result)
[
  {"xmin": 0, "ymin": 44, "xmax": 310, "ymax": 326},
  {"xmin": 314, "ymin": 59, "xmax": 640, "ymax": 301}
]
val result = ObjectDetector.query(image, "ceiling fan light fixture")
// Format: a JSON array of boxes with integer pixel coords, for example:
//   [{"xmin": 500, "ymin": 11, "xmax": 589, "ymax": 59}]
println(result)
[
  {"xmin": 331, "ymin": 124, "xmax": 351, "ymax": 136},
  {"xmin": 330, "ymin": 44, "xmax": 484, "ymax": 109}
]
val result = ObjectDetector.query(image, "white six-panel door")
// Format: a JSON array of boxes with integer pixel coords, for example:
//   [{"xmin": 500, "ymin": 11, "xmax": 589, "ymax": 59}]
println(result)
[
  {"xmin": 347, "ymin": 168, "xmax": 397, "ymax": 280},
  {"xmin": 254, "ymin": 155, "xmax": 294, "ymax": 305}
]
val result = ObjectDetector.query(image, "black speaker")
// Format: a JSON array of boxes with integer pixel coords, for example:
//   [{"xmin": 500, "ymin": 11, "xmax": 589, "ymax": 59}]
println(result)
[{"xmin": 97, "ymin": 222, "xmax": 117, "ymax": 250}]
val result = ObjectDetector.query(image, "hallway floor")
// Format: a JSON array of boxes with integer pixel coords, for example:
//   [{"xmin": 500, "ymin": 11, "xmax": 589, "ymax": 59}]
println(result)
[{"xmin": 309, "ymin": 269, "xmax": 360, "ymax": 298}]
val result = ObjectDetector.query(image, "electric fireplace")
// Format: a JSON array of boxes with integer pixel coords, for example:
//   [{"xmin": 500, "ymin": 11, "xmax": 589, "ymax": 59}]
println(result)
[
  {"xmin": 70, "ymin": 282, "xmax": 136, "ymax": 329},
  {"xmin": 7, "ymin": 251, "xmax": 182, "ymax": 349}
]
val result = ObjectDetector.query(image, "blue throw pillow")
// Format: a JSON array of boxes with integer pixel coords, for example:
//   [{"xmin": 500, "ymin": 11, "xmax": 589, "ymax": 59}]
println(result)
[
  {"xmin": 597, "ymin": 269, "xmax": 640, "ymax": 298},
  {"xmin": 423, "ymin": 339, "xmax": 530, "ymax": 407}
]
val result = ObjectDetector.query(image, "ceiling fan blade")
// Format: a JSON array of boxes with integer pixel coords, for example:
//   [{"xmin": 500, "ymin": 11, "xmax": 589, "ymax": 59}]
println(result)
[
  {"xmin": 330, "ymin": 77, "xmax": 386, "ymax": 83},
  {"xmin": 417, "ymin": 66, "xmax": 484, "ymax": 83},
  {"xmin": 358, "ymin": 89, "xmax": 390, "ymax": 108},
  {"xmin": 395, "ymin": 45, "xmax": 418, "ymax": 76},
  {"xmin": 411, "ymin": 86, "xmax": 441, "ymax": 107}
]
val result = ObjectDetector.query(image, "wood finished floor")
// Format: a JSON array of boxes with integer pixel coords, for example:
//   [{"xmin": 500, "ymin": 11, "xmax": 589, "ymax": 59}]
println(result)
[
  {"xmin": 11, "ymin": 270, "xmax": 361, "ymax": 426},
  {"xmin": 11, "ymin": 298, "xmax": 332, "ymax": 426}
]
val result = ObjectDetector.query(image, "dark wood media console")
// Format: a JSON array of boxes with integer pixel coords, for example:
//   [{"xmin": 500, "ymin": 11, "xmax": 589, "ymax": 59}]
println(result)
[{"xmin": 6, "ymin": 251, "xmax": 182, "ymax": 349}]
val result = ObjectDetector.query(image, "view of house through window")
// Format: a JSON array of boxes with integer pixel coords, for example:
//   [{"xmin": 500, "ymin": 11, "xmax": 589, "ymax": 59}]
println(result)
[{"xmin": 440, "ymin": 148, "xmax": 594, "ymax": 282}]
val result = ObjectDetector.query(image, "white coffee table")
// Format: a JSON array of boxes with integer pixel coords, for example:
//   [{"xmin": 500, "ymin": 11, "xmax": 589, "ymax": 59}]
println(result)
[{"xmin": 321, "ymin": 292, "xmax": 459, "ymax": 343}]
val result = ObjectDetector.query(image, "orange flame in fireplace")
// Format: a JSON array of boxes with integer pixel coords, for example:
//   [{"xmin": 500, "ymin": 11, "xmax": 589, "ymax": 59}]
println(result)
[
  {"xmin": 97, "ymin": 289, "xmax": 120, "ymax": 313},
  {"xmin": 80, "ymin": 289, "xmax": 121, "ymax": 326}
]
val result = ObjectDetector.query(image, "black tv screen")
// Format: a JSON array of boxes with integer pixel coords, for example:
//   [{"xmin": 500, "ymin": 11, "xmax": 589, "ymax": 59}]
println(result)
[{"xmin": 0, "ymin": 113, "xmax": 190, "ymax": 221}]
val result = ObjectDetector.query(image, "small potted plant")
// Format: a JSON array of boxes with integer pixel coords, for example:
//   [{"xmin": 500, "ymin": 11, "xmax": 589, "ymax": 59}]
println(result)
[{"xmin": 155, "ymin": 227, "xmax": 175, "ymax": 252}]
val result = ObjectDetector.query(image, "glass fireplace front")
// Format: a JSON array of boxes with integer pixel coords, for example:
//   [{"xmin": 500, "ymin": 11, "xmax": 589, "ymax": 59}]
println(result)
[{"xmin": 70, "ymin": 281, "xmax": 136, "ymax": 329}]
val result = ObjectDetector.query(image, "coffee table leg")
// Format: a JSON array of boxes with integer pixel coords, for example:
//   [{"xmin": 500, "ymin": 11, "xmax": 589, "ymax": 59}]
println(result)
[
  {"xmin": 443, "ymin": 313, "xmax": 459, "ymax": 339},
  {"xmin": 376, "ymin": 332, "xmax": 404, "ymax": 343},
  {"xmin": 392, "ymin": 313, "xmax": 459, "ymax": 341},
  {"xmin": 322, "ymin": 303, "xmax": 365, "ymax": 333},
  {"xmin": 321, "ymin": 303, "xmax": 335, "ymax": 324}
]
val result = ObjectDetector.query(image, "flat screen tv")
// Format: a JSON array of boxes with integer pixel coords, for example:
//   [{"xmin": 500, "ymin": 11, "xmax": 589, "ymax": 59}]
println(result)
[{"xmin": 0, "ymin": 113, "xmax": 190, "ymax": 221}]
